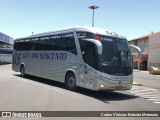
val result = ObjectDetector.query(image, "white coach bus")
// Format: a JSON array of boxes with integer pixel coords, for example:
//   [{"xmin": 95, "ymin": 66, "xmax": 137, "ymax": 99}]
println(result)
[
  {"xmin": 12, "ymin": 26, "xmax": 133, "ymax": 91},
  {"xmin": 0, "ymin": 48, "xmax": 12, "ymax": 63}
]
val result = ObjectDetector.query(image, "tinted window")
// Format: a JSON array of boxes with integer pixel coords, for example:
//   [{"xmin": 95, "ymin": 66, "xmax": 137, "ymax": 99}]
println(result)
[
  {"xmin": 85, "ymin": 45, "xmax": 96, "ymax": 68},
  {"xmin": 116, "ymin": 39, "xmax": 129, "ymax": 51},
  {"xmin": 14, "ymin": 41, "xmax": 33, "ymax": 51},
  {"xmin": 0, "ymin": 48, "xmax": 12, "ymax": 54},
  {"xmin": 14, "ymin": 33, "xmax": 77, "ymax": 55},
  {"xmin": 78, "ymin": 39, "xmax": 97, "ymax": 69},
  {"xmin": 77, "ymin": 32, "xmax": 95, "ymax": 40},
  {"xmin": 98, "ymin": 37, "xmax": 132, "ymax": 75}
]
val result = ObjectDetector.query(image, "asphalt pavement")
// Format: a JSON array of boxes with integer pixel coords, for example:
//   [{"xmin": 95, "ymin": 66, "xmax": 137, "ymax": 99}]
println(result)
[
  {"xmin": 0, "ymin": 64, "xmax": 160, "ymax": 120},
  {"xmin": 133, "ymin": 69, "xmax": 160, "ymax": 89}
]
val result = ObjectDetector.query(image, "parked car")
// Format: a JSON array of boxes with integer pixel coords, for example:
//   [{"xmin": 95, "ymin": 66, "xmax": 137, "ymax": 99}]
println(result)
[{"xmin": 149, "ymin": 66, "xmax": 160, "ymax": 75}]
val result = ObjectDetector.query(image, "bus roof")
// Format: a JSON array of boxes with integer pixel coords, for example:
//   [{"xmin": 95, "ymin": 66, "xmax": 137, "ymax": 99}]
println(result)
[{"xmin": 16, "ymin": 26, "xmax": 126, "ymax": 40}]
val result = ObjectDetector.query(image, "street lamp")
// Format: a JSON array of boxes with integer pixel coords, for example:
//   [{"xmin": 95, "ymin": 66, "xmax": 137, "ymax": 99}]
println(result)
[{"xmin": 88, "ymin": 5, "xmax": 99, "ymax": 27}]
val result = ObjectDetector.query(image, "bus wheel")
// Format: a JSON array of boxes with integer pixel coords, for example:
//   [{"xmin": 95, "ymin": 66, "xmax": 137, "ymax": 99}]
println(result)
[
  {"xmin": 20, "ymin": 65, "xmax": 26, "ymax": 78},
  {"xmin": 65, "ymin": 73, "xmax": 77, "ymax": 91}
]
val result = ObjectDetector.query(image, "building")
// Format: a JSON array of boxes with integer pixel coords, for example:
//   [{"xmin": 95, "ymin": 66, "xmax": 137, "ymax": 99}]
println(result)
[
  {"xmin": 129, "ymin": 32, "xmax": 160, "ymax": 70},
  {"xmin": 0, "ymin": 32, "xmax": 14, "ymax": 48}
]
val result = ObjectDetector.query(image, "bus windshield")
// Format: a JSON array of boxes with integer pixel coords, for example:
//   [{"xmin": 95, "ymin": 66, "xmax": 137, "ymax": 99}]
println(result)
[{"xmin": 98, "ymin": 37, "xmax": 132, "ymax": 76}]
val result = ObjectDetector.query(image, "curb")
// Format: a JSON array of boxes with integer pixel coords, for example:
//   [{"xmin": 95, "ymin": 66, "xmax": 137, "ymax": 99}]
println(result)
[
  {"xmin": 134, "ymin": 70, "xmax": 149, "ymax": 74},
  {"xmin": 133, "ymin": 82, "xmax": 142, "ymax": 86}
]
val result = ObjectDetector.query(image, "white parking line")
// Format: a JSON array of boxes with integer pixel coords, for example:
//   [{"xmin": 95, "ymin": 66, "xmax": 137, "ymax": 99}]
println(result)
[
  {"xmin": 143, "ymin": 96, "xmax": 158, "ymax": 99},
  {"xmin": 128, "ymin": 86, "xmax": 160, "ymax": 104},
  {"xmin": 130, "ymin": 89, "xmax": 157, "ymax": 94},
  {"xmin": 147, "ymin": 98, "xmax": 160, "ymax": 101},
  {"xmin": 154, "ymin": 102, "xmax": 160, "ymax": 104}
]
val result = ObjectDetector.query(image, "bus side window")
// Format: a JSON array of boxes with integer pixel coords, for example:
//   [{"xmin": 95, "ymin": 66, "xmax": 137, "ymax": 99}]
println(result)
[
  {"xmin": 85, "ymin": 45, "xmax": 96, "ymax": 68},
  {"xmin": 80, "ymin": 46, "xmax": 86, "ymax": 62},
  {"xmin": 78, "ymin": 39, "xmax": 97, "ymax": 69}
]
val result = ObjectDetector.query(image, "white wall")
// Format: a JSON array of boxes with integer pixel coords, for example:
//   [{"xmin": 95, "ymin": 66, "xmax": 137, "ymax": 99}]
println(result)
[
  {"xmin": 129, "ymin": 38, "xmax": 149, "ymax": 69},
  {"xmin": 137, "ymin": 38, "xmax": 149, "ymax": 54},
  {"xmin": 129, "ymin": 38, "xmax": 149, "ymax": 54},
  {"xmin": 148, "ymin": 34, "xmax": 160, "ymax": 67}
]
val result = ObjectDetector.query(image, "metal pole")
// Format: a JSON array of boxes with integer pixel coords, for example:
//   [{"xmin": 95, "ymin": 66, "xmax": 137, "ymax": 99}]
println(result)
[
  {"xmin": 92, "ymin": 9, "xmax": 94, "ymax": 27},
  {"xmin": 89, "ymin": 5, "xmax": 99, "ymax": 27}
]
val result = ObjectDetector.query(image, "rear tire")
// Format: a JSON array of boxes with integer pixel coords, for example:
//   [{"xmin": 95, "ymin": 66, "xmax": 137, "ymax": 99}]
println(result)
[
  {"xmin": 65, "ymin": 73, "xmax": 77, "ymax": 91},
  {"xmin": 20, "ymin": 65, "xmax": 26, "ymax": 78}
]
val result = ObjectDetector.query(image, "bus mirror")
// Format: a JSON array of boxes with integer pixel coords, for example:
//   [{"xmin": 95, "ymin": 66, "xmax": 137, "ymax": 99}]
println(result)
[
  {"xmin": 129, "ymin": 44, "xmax": 142, "ymax": 59},
  {"xmin": 85, "ymin": 39, "xmax": 102, "ymax": 54}
]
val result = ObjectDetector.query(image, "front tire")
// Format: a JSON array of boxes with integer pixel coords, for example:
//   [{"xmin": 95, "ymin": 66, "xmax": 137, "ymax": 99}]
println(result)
[
  {"xmin": 20, "ymin": 65, "xmax": 26, "ymax": 78},
  {"xmin": 65, "ymin": 73, "xmax": 77, "ymax": 91}
]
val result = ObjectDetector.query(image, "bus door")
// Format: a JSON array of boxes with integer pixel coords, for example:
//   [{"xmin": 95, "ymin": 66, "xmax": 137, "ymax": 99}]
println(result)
[
  {"xmin": 28, "ymin": 45, "xmax": 37, "ymax": 75},
  {"xmin": 80, "ymin": 43, "xmax": 97, "ymax": 89}
]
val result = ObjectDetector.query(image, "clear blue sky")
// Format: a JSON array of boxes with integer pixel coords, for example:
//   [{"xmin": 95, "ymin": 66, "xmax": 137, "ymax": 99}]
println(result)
[{"xmin": 0, "ymin": 0, "xmax": 160, "ymax": 40}]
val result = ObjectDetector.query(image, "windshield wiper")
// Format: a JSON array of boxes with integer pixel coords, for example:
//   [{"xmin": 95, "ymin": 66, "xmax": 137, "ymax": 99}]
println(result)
[
  {"xmin": 109, "ymin": 57, "xmax": 119, "ymax": 74},
  {"xmin": 121, "ymin": 60, "xmax": 129, "ymax": 75},
  {"xmin": 110, "ymin": 51, "xmax": 130, "ymax": 75}
]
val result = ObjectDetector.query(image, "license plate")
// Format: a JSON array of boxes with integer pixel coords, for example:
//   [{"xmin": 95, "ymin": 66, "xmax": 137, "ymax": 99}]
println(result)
[{"xmin": 116, "ymin": 86, "xmax": 125, "ymax": 90}]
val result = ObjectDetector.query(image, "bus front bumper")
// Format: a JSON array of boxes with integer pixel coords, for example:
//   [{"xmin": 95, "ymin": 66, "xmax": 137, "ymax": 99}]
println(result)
[{"xmin": 95, "ymin": 74, "xmax": 133, "ymax": 91}]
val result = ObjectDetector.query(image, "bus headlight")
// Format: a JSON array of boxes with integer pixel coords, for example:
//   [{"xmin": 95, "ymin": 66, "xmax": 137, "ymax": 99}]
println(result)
[{"xmin": 100, "ymin": 84, "xmax": 106, "ymax": 88}]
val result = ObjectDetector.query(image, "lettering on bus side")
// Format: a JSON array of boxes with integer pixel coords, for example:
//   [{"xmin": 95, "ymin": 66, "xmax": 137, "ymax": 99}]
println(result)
[
  {"xmin": 12, "ymin": 53, "xmax": 21, "ymax": 65},
  {"xmin": 13, "ymin": 52, "xmax": 67, "ymax": 62}
]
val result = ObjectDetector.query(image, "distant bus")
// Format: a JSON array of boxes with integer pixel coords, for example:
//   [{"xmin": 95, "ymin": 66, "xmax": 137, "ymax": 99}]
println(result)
[
  {"xmin": 0, "ymin": 48, "xmax": 12, "ymax": 63},
  {"xmin": 12, "ymin": 26, "xmax": 133, "ymax": 91}
]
